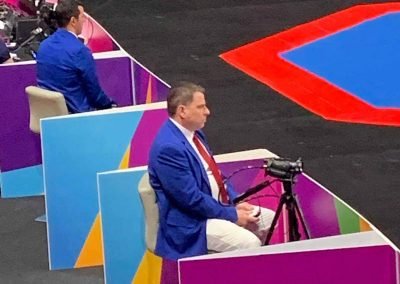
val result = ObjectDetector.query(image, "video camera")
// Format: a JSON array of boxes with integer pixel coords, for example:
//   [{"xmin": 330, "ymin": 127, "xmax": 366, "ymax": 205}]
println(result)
[
  {"xmin": 232, "ymin": 157, "xmax": 303, "ymax": 204},
  {"xmin": 265, "ymin": 157, "xmax": 303, "ymax": 180}
]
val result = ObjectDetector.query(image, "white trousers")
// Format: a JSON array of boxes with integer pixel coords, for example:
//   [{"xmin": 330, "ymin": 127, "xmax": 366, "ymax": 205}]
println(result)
[{"xmin": 206, "ymin": 207, "xmax": 275, "ymax": 252}]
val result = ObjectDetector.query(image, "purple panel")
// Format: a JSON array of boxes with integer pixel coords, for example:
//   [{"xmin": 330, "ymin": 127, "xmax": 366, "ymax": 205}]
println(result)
[
  {"xmin": 180, "ymin": 245, "xmax": 396, "ymax": 284},
  {"xmin": 128, "ymin": 109, "xmax": 168, "ymax": 166},
  {"xmin": 218, "ymin": 159, "xmax": 264, "ymax": 194},
  {"xmin": 160, "ymin": 258, "xmax": 179, "ymax": 284},
  {"xmin": 133, "ymin": 63, "xmax": 150, "ymax": 105},
  {"xmin": 295, "ymin": 174, "xmax": 341, "ymax": 238},
  {"xmin": 0, "ymin": 64, "xmax": 39, "ymax": 171},
  {"xmin": 133, "ymin": 63, "xmax": 168, "ymax": 105},
  {"xmin": 96, "ymin": 57, "xmax": 133, "ymax": 106},
  {"xmin": 155, "ymin": 77, "xmax": 169, "ymax": 102}
]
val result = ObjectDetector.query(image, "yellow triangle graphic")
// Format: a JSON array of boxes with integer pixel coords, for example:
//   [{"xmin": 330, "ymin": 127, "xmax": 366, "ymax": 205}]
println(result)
[
  {"xmin": 145, "ymin": 76, "xmax": 153, "ymax": 104},
  {"xmin": 75, "ymin": 213, "xmax": 104, "ymax": 268},
  {"xmin": 359, "ymin": 218, "xmax": 372, "ymax": 232},
  {"xmin": 132, "ymin": 250, "xmax": 163, "ymax": 284},
  {"xmin": 119, "ymin": 144, "xmax": 131, "ymax": 169}
]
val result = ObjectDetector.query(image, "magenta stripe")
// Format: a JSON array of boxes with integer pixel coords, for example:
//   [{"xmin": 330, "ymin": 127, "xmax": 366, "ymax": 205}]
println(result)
[
  {"xmin": 180, "ymin": 245, "xmax": 396, "ymax": 284},
  {"xmin": 160, "ymin": 258, "xmax": 179, "ymax": 284},
  {"xmin": 295, "ymin": 174, "xmax": 341, "ymax": 238}
]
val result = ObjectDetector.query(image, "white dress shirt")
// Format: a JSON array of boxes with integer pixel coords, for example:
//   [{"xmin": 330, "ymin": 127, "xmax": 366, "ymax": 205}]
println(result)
[{"xmin": 170, "ymin": 118, "xmax": 220, "ymax": 200}]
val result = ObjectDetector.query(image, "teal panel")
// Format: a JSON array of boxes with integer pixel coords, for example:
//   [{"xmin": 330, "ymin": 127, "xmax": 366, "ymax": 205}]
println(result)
[
  {"xmin": 1, "ymin": 165, "xmax": 44, "ymax": 198},
  {"xmin": 98, "ymin": 170, "xmax": 146, "ymax": 284}
]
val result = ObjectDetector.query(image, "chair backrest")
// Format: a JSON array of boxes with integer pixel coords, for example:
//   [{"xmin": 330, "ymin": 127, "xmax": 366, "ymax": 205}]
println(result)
[
  {"xmin": 25, "ymin": 86, "xmax": 69, "ymax": 133},
  {"xmin": 138, "ymin": 172, "xmax": 159, "ymax": 252}
]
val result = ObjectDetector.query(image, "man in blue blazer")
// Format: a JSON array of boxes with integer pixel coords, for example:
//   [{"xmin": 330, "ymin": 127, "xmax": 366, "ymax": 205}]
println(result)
[
  {"xmin": 36, "ymin": 0, "xmax": 114, "ymax": 113},
  {"xmin": 149, "ymin": 82, "xmax": 274, "ymax": 260}
]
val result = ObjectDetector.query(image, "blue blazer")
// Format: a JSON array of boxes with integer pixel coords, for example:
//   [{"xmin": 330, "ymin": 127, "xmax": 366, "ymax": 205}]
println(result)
[
  {"xmin": 148, "ymin": 119, "xmax": 238, "ymax": 260},
  {"xmin": 36, "ymin": 28, "xmax": 113, "ymax": 113}
]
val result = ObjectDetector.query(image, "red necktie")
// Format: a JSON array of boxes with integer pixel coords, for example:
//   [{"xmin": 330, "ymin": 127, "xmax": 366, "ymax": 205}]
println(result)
[{"xmin": 193, "ymin": 134, "xmax": 229, "ymax": 203}]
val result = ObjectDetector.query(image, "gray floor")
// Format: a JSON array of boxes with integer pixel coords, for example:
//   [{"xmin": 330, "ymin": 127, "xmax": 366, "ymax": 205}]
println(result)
[{"xmin": 1, "ymin": 0, "xmax": 398, "ymax": 283}]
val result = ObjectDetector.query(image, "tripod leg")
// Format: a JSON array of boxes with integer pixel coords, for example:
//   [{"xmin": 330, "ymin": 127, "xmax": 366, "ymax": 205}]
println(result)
[
  {"xmin": 264, "ymin": 194, "xmax": 285, "ymax": 245},
  {"xmin": 287, "ymin": 198, "xmax": 301, "ymax": 241},
  {"xmin": 293, "ymin": 198, "xmax": 310, "ymax": 239}
]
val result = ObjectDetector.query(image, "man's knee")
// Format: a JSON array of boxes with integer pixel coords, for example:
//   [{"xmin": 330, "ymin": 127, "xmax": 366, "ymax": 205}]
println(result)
[{"xmin": 236, "ymin": 233, "xmax": 262, "ymax": 250}]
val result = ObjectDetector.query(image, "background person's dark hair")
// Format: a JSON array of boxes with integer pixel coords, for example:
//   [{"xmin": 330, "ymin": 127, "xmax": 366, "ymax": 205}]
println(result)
[
  {"xmin": 55, "ymin": 0, "xmax": 83, "ymax": 28},
  {"xmin": 167, "ymin": 82, "xmax": 205, "ymax": 116}
]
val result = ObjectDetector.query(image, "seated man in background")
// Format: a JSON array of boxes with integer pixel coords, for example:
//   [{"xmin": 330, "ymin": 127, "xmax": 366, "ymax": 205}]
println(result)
[
  {"xmin": 36, "ymin": 0, "xmax": 114, "ymax": 113},
  {"xmin": 0, "ymin": 38, "xmax": 13, "ymax": 64},
  {"xmin": 148, "ymin": 81, "xmax": 275, "ymax": 260}
]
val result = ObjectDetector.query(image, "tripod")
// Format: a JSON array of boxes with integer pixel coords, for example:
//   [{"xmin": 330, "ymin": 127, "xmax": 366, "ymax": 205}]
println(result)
[{"xmin": 264, "ymin": 177, "xmax": 310, "ymax": 245}]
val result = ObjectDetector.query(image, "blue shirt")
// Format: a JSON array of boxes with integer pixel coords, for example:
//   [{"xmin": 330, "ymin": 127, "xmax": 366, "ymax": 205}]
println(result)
[
  {"xmin": 36, "ymin": 28, "xmax": 113, "ymax": 113},
  {"xmin": 0, "ymin": 39, "xmax": 11, "ymax": 64}
]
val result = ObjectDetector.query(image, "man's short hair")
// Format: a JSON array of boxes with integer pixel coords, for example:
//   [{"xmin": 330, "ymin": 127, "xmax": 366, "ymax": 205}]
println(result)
[
  {"xmin": 167, "ymin": 82, "xmax": 205, "ymax": 116},
  {"xmin": 55, "ymin": 0, "xmax": 83, "ymax": 28}
]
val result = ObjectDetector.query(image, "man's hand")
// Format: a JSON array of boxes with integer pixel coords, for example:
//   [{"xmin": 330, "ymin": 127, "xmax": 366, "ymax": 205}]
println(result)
[
  {"xmin": 236, "ymin": 202, "xmax": 254, "ymax": 212},
  {"xmin": 235, "ymin": 203, "xmax": 259, "ymax": 227}
]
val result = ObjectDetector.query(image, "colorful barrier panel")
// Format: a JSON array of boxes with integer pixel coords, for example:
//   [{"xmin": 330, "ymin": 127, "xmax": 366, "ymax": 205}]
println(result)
[
  {"xmin": 0, "ymin": 1, "xmax": 169, "ymax": 198},
  {"xmin": 41, "ymin": 103, "xmax": 168, "ymax": 270},
  {"xmin": 96, "ymin": 148, "xmax": 382, "ymax": 283},
  {"xmin": 1, "ymin": 53, "xmax": 133, "ymax": 197}
]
